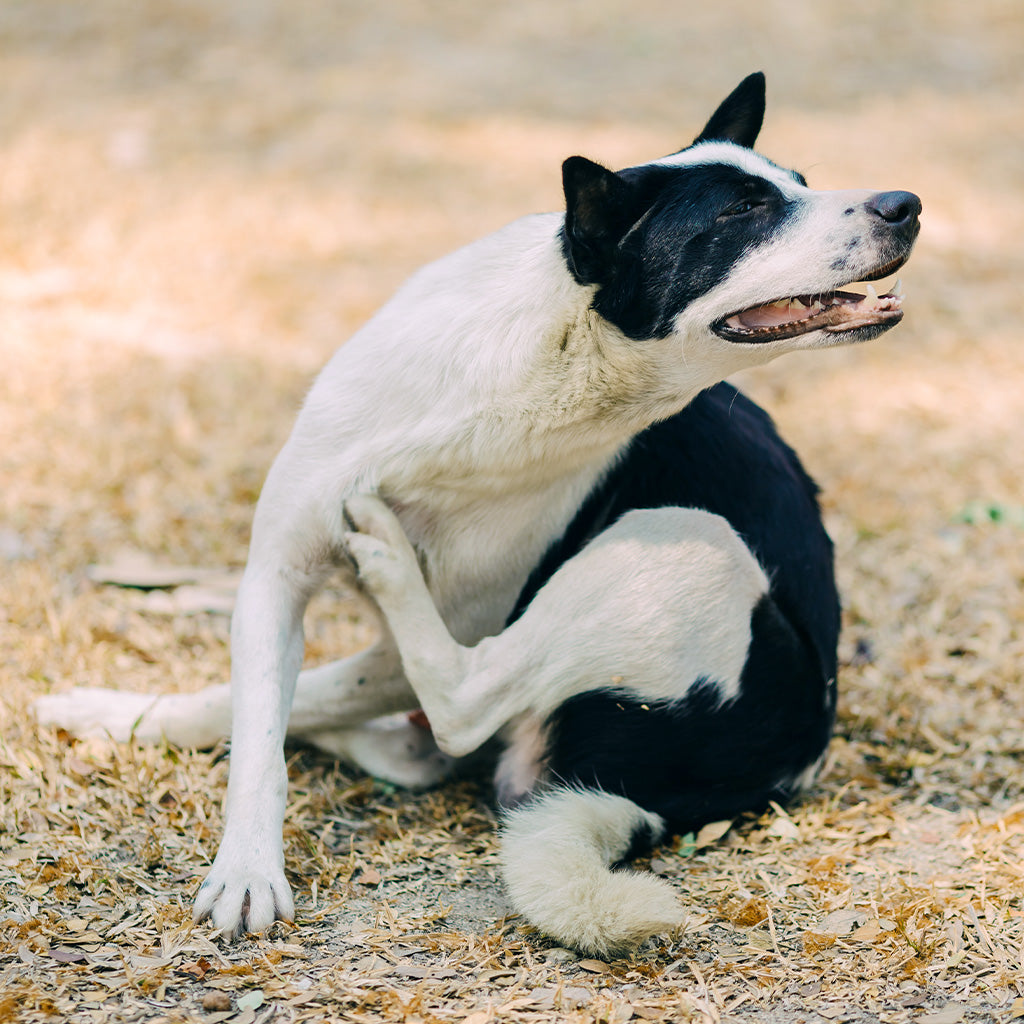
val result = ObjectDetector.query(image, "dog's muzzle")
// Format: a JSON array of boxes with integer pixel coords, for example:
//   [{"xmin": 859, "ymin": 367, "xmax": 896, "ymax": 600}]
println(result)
[{"xmin": 713, "ymin": 190, "xmax": 922, "ymax": 344}]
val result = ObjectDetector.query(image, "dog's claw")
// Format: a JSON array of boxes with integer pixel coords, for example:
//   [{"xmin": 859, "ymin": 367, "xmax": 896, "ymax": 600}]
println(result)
[{"xmin": 194, "ymin": 847, "xmax": 294, "ymax": 938}]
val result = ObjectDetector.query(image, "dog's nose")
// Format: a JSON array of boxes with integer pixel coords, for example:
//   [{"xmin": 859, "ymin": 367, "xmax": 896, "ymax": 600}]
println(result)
[{"xmin": 867, "ymin": 190, "xmax": 922, "ymax": 229}]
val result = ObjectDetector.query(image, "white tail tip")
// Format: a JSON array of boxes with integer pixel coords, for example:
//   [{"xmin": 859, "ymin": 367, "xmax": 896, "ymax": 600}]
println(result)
[{"xmin": 499, "ymin": 788, "xmax": 684, "ymax": 957}]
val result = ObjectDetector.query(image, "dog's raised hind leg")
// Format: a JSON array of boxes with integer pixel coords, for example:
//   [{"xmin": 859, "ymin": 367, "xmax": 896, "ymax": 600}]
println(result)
[
  {"xmin": 343, "ymin": 494, "xmax": 523, "ymax": 757},
  {"xmin": 343, "ymin": 494, "xmax": 770, "ymax": 762}
]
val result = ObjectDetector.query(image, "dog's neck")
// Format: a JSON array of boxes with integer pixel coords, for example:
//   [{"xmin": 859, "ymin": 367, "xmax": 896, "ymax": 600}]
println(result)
[{"xmin": 391, "ymin": 216, "xmax": 741, "ymax": 482}]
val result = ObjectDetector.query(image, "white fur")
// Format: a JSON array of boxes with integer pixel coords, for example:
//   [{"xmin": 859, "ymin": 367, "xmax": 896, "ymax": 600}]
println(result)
[
  {"xmin": 33, "ymin": 685, "xmax": 232, "ymax": 748},
  {"xmin": 34, "ymin": 141, "xmax": 891, "ymax": 942},
  {"xmin": 500, "ymin": 788, "xmax": 682, "ymax": 957},
  {"xmin": 301, "ymin": 714, "xmax": 454, "ymax": 790},
  {"xmin": 653, "ymin": 142, "xmax": 900, "ymax": 361},
  {"xmin": 494, "ymin": 713, "xmax": 550, "ymax": 807},
  {"xmin": 682, "ymin": 185, "xmax": 893, "ymax": 350},
  {"xmin": 342, "ymin": 496, "xmax": 767, "ymax": 952},
  {"xmin": 33, "ymin": 636, "xmax": 447, "ymax": 786}
]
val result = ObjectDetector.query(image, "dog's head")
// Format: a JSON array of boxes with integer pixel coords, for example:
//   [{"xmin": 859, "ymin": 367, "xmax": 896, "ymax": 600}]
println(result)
[{"xmin": 562, "ymin": 73, "xmax": 920, "ymax": 360}]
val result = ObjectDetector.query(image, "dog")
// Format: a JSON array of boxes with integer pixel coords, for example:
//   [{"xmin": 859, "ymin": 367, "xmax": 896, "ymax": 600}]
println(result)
[{"xmin": 35, "ymin": 72, "xmax": 920, "ymax": 956}]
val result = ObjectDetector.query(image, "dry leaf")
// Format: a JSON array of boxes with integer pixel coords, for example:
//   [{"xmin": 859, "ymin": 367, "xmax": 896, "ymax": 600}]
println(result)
[
  {"xmin": 803, "ymin": 932, "xmax": 837, "ymax": 955},
  {"xmin": 720, "ymin": 896, "xmax": 769, "ymax": 927},
  {"xmin": 607, "ymin": 1002, "xmax": 635, "ymax": 1024},
  {"xmin": 817, "ymin": 910, "xmax": 867, "ymax": 936},
  {"xmin": 765, "ymin": 816, "xmax": 800, "ymax": 840},
  {"xmin": 46, "ymin": 946, "xmax": 89, "ymax": 964},
  {"xmin": 236, "ymin": 990, "xmax": 265, "ymax": 1012},
  {"xmin": 179, "ymin": 957, "xmax": 213, "ymax": 980},
  {"xmin": 850, "ymin": 920, "xmax": 883, "ymax": 942},
  {"xmin": 694, "ymin": 819, "xmax": 733, "ymax": 849},
  {"xmin": 919, "ymin": 1006, "xmax": 966, "ymax": 1024}
]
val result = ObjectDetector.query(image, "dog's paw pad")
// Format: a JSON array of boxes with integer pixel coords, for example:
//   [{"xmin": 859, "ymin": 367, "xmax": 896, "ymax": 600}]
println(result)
[{"xmin": 343, "ymin": 496, "xmax": 422, "ymax": 596}]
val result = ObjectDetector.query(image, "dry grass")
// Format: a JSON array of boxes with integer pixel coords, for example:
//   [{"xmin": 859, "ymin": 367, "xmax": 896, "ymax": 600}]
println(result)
[{"xmin": 2, "ymin": 2, "xmax": 1024, "ymax": 1022}]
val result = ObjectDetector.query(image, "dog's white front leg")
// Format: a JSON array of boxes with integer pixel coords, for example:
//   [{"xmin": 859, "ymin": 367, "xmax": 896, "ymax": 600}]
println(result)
[
  {"xmin": 193, "ymin": 561, "xmax": 311, "ymax": 935},
  {"xmin": 194, "ymin": 442, "xmax": 350, "ymax": 936}
]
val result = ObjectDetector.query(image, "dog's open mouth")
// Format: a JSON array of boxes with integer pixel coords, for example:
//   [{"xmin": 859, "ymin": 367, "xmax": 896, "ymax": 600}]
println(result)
[{"xmin": 713, "ymin": 263, "xmax": 908, "ymax": 344}]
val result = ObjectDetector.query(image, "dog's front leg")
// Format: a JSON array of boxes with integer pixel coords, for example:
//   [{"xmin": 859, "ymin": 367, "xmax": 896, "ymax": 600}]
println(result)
[
  {"xmin": 192, "ymin": 559, "xmax": 310, "ymax": 934},
  {"xmin": 194, "ymin": 457, "xmax": 346, "ymax": 935}
]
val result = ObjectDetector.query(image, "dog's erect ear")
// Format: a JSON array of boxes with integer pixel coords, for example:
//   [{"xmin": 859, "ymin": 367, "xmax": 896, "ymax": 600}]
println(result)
[
  {"xmin": 693, "ymin": 72, "xmax": 766, "ymax": 149},
  {"xmin": 562, "ymin": 155, "xmax": 641, "ymax": 285}
]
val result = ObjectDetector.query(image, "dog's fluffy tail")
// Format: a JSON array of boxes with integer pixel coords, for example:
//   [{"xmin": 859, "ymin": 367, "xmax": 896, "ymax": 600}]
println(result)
[{"xmin": 499, "ymin": 788, "xmax": 684, "ymax": 957}]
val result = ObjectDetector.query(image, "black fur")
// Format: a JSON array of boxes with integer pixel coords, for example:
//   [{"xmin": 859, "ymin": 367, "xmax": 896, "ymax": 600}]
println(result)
[
  {"xmin": 692, "ymin": 71, "xmax": 767, "ymax": 148},
  {"xmin": 511, "ymin": 383, "xmax": 839, "ymax": 683},
  {"xmin": 589, "ymin": 163, "xmax": 801, "ymax": 340},
  {"xmin": 561, "ymin": 105, "xmax": 808, "ymax": 339},
  {"xmin": 509, "ymin": 382, "xmax": 840, "ymax": 829},
  {"xmin": 545, "ymin": 594, "xmax": 830, "ymax": 835}
]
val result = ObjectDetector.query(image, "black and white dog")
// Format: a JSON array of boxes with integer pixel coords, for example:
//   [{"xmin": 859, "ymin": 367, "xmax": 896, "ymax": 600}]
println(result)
[{"xmin": 35, "ymin": 74, "xmax": 920, "ymax": 956}]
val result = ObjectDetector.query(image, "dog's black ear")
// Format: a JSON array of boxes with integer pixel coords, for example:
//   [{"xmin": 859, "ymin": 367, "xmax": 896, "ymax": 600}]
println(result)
[
  {"xmin": 693, "ymin": 72, "xmax": 766, "ymax": 148},
  {"xmin": 562, "ymin": 156, "xmax": 640, "ymax": 285}
]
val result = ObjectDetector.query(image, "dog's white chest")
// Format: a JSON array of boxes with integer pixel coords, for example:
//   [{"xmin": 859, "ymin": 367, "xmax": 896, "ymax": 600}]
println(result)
[{"xmin": 390, "ymin": 467, "xmax": 611, "ymax": 646}]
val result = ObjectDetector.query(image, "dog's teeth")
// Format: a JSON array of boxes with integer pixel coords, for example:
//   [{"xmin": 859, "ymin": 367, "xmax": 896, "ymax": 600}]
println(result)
[
  {"xmin": 811, "ymin": 298, "xmax": 823, "ymax": 311},
  {"xmin": 771, "ymin": 300, "xmax": 789, "ymax": 309},
  {"xmin": 891, "ymin": 277, "xmax": 904, "ymax": 298},
  {"xmin": 865, "ymin": 283, "xmax": 879, "ymax": 302},
  {"xmin": 791, "ymin": 297, "xmax": 807, "ymax": 310}
]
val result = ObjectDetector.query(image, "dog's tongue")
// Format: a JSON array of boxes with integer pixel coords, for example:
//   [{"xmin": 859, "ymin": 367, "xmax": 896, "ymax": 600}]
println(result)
[
  {"xmin": 726, "ymin": 283, "xmax": 905, "ymax": 335},
  {"xmin": 735, "ymin": 299, "xmax": 815, "ymax": 330}
]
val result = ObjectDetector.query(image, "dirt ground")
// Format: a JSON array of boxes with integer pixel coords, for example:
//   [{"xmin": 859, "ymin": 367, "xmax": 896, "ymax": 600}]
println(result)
[{"xmin": 1, "ymin": 2, "xmax": 1023, "ymax": 1022}]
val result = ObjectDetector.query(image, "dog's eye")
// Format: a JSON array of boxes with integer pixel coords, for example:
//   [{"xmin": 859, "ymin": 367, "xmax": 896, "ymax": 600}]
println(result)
[{"xmin": 719, "ymin": 200, "xmax": 759, "ymax": 218}]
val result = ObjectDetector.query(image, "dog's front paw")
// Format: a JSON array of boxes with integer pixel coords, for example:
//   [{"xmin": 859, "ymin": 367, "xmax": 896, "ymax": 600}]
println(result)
[
  {"xmin": 342, "ymin": 494, "xmax": 421, "ymax": 597},
  {"xmin": 194, "ymin": 841, "xmax": 294, "ymax": 938}
]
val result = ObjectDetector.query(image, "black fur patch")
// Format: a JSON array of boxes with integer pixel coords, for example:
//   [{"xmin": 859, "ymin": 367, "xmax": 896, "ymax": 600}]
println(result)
[
  {"xmin": 562, "ymin": 163, "xmax": 800, "ymax": 340},
  {"xmin": 614, "ymin": 818, "xmax": 659, "ymax": 866},
  {"xmin": 510, "ymin": 382, "xmax": 839, "ymax": 684},
  {"xmin": 544, "ymin": 594, "xmax": 832, "ymax": 835}
]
